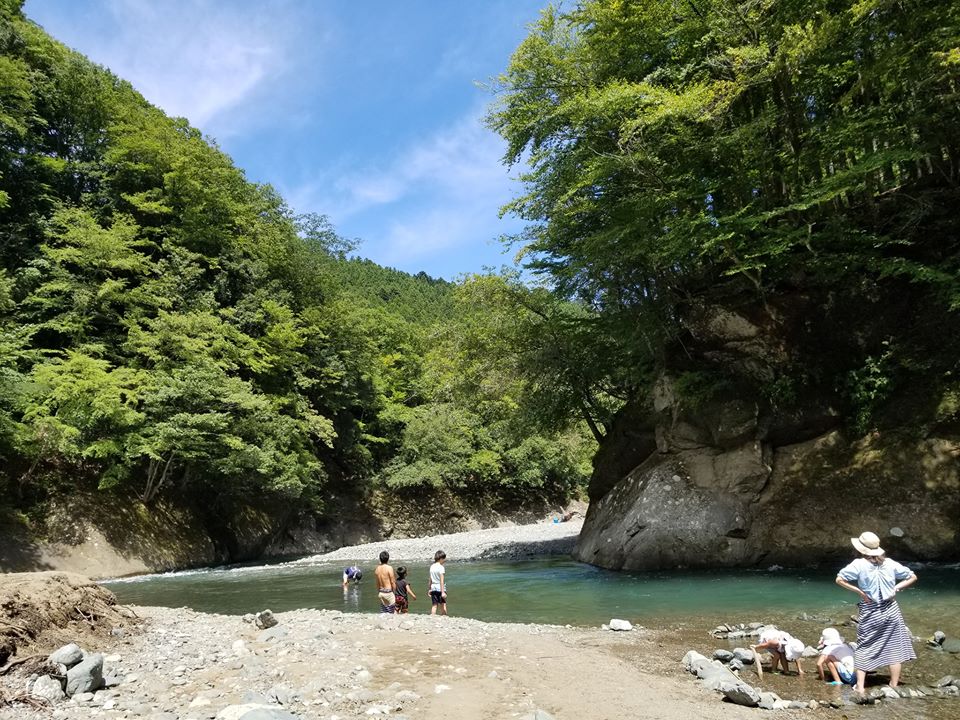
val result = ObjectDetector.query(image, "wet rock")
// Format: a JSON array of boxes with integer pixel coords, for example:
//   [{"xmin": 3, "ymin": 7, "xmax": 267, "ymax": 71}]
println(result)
[
  {"xmin": 880, "ymin": 686, "xmax": 900, "ymax": 699},
  {"xmin": 608, "ymin": 618, "xmax": 633, "ymax": 631},
  {"xmin": 712, "ymin": 649, "xmax": 734, "ymax": 662},
  {"xmin": 941, "ymin": 638, "xmax": 960, "ymax": 653},
  {"xmin": 934, "ymin": 675, "xmax": 955, "ymax": 687},
  {"xmin": 732, "ymin": 648, "xmax": 755, "ymax": 663},
  {"xmin": 31, "ymin": 675, "xmax": 66, "ymax": 704},
  {"xmin": 718, "ymin": 680, "xmax": 760, "ymax": 707},
  {"xmin": 801, "ymin": 646, "xmax": 819, "ymax": 658},
  {"xmin": 48, "ymin": 643, "xmax": 84, "ymax": 668},
  {"xmin": 728, "ymin": 659, "xmax": 744, "ymax": 672},
  {"xmin": 65, "ymin": 653, "xmax": 104, "ymax": 696}
]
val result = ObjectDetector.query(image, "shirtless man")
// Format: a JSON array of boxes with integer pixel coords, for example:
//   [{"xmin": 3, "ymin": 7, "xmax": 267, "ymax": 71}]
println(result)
[{"xmin": 373, "ymin": 550, "xmax": 397, "ymax": 614}]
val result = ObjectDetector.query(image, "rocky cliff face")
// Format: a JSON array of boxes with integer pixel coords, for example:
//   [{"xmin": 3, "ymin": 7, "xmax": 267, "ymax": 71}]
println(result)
[{"xmin": 574, "ymin": 296, "xmax": 960, "ymax": 569}]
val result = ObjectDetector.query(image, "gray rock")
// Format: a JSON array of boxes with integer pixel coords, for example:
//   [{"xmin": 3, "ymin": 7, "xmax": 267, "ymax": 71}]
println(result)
[
  {"xmin": 241, "ymin": 692, "xmax": 271, "ymax": 705},
  {"xmin": 216, "ymin": 705, "xmax": 299, "ymax": 720},
  {"xmin": 712, "ymin": 649, "xmax": 734, "ymax": 662},
  {"xmin": 254, "ymin": 610, "xmax": 279, "ymax": 629},
  {"xmin": 48, "ymin": 643, "xmax": 84, "ymax": 668},
  {"xmin": 728, "ymin": 658, "xmax": 744, "ymax": 672},
  {"xmin": 533, "ymin": 711, "xmax": 556, "ymax": 720},
  {"xmin": 31, "ymin": 675, "xmax": 66, "ymax": 704},
  {"xmin": 682, "ymin": 650, "xmax": 709, "ymax": 672},
  {"xmin": 941, "ymin": 638, "xmax": 960, "ymax": 653},
  {"xmin": 103, "ymin": 674, "xmax": 122, "ymax": 688},
  {"xmin": 267, "ymin": 685, "xmax": 298, "ymax": 705},
  {"xmin": 608, "ymin": 618, "xmax": 633, "ymax": 631},
  {"xmin": 65, "ymin": 653, "xmax": 104, "ymax": 696},
  {"xmin": 934, "ymin": 675, "xmax": 955, "ymax": 687},
  {"xmin": 801, "ymin": 645, "xmax": 819, "ymax": 658},
  {"xmin": 718, "ymin": 680, "xmax": 760, "ymax": 707},
  {"xmin": 933, "ymin": 630, "xmax": 947, "ymax": 644},
  {"xmin": 936, "ymin": 685, "xmax": 959, "ymax": 697},
  {"xmin": 242, "ymin": 614, "xmax": 256, "ymax": 624},
  {"xmin": 700, "ymin": 665, "xmax": 740, "ymax": 691},
  {"xmin": 732, "ymin": 648, "xmax": 755, "ymax": 663},
  {"xmin": 257, "ymin": 627, "xmax": 288, "ymax": 643},
  {"xmin": 880, "ymin": 686, "xmax": 900, "ymax": 699},
  {"xmin": 758, "ymin": 692, "xmax": 780, "ymax": 710},
  {"xmin": 72, "ymin": 692, "xmax": 94, "ymax": 704},
  {"xmin": 395, "ymin": 690, "xmax": 420, "ymax": 703}
]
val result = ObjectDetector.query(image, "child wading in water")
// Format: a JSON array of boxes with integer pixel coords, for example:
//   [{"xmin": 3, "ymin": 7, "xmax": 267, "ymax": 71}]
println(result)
[
  {"xmin": 395, "ymin": 566, "xmax": 416, "ymax": 613},
  {"xmin": 429, "ymin": 550, "xmax": 447, "ymax": 615}
]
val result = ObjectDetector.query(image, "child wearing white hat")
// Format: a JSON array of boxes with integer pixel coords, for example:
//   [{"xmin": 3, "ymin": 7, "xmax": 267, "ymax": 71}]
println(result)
[
  {"xmin": 751, "ymin": 627, "xmax": 807, "ymax": 676},
  {"xmin": 816, "ymin": 627, "xmax": 855, "ymax": 685}
]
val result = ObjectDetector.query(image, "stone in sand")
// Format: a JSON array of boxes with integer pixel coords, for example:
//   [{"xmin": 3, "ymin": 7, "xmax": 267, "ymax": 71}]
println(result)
[
  {"xmin": 31, "ymin": 675, "xmax": 66, "ymax": 704},
  {"xmin": 712, "ymin": 649, "xmax": 734, "ymax": 662},
  {"xmin": 732, "ymin": 648, "xmax": 755, "ymax": 663},
  {"xmin": 48, "ymin": 643, "xmax": 83, "ymax": 668},
  {"xmin": 934, "ymin": 675, "xmax": 955, "ymax": 687},
  {"xmin": 718, "ymin": 680, "xmax": 760, "ymax": 707},
  {"xmin": 255, "ymin": 610, "xmax": 279, "ymax": 629},
  {"xmin": 758, "ymin": 691, "xmax": 780, "ymax": 710},
  {"xmin": 65, "ymin": 653, "xmax": 104, "ymax": 696},
  {"xmin": 682, "ymin": 650, "xmax": 709, "ymax": 673},
  {"xmin": 608, "ymin": 619, "xmax": 633, "ymax": 631}
]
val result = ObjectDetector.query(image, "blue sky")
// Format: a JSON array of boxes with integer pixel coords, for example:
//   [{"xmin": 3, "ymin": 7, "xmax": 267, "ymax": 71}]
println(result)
[{"xmin": 23, "ymin": 0, "xmax": 547, "ymax": 280}]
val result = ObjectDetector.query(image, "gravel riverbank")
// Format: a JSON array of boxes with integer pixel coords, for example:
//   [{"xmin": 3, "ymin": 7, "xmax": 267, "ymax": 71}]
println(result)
[
  {"xmin": 290, "ymin": 518, "xmax": 584, "ymax": 566},
  {"xmin": 1, "ymin": 605, "xmax": 757, "ymax": 720}
]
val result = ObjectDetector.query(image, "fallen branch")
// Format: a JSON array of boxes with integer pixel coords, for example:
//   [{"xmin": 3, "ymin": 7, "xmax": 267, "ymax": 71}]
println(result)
[
  {"xmin": 74, "ymin": 606, "xmax": 95, "ymax": 629},
  {"xmin": 0, "ymin": 654, "xmax": 43, "ymax": 676}
]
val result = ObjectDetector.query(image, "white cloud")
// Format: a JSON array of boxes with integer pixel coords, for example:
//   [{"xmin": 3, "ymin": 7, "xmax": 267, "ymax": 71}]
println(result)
[
  {"xmin": 47, "ymin": 0, "xmax": 305, "ymax": 132},
  {"xmin": 289, "ymin": 106, "xmax": 522, "ymax": 271}
]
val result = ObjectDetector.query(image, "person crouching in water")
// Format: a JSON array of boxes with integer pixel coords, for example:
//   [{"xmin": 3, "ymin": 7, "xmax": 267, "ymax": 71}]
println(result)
[
  {"xmin": 817, "ymin": 627, "xmax": 855, "ymax": 685},
  {"xmin": 373, "ymin": 550, "xmax": 397, "ymax": 613},
  {"xmin": 342, "ymin": 565, "xmax": 362, "ymax": 589},
  {"xmin": 395, "ymin": 566, "xmax": 416, "ymax": 613},
  {"xmin": 751, "ymin": 627, "xmax": 806, "ymax": 675},
  {"xmin": 835, "ymin": 531, "xmax": 918, "ymax": 693}
]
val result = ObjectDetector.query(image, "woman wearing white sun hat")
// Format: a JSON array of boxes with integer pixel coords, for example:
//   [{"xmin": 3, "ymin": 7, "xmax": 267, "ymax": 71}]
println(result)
[{"xmin": 835, "ymin": 531, "xmax": 918, "ymax": 693}]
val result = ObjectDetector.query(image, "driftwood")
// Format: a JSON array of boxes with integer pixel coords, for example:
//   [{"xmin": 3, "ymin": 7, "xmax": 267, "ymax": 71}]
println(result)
[{"xmin": 0, "ymin": 654, "xmax": 42, "ymax": 676}]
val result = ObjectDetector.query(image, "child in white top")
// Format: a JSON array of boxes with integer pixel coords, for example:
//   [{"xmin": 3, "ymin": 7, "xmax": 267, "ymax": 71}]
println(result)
[
  {"xmin": 816, "ymin": 627, "xmax": 855, "ymax": 685},
  {"xmin": 428, "ymin": 550, "xmax": 447, "ymax": 616}
]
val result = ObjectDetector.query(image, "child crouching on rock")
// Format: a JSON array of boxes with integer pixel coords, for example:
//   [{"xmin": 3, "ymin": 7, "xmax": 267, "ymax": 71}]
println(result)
[
  {"xmin": 395, "ymin": 566, "xmax": 416, "ymax": 613},
  {"xmin": 752, "ymin": 627, "xmax": 806, "ymax": 676},
  {"xmin": 816, "ymin": 627, "xmax": 855, "ymax": 685}
]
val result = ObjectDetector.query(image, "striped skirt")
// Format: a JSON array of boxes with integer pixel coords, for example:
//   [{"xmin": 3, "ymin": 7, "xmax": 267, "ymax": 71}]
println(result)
[{"xmin": 854, "ymin": 598, "xmax": 917, "ymax": 672}]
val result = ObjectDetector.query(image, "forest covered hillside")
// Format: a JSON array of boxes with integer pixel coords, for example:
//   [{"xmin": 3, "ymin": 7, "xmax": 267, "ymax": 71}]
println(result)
[{"xmin": 0, "ymin": 0, "xmax": 593, "ymax": 567}]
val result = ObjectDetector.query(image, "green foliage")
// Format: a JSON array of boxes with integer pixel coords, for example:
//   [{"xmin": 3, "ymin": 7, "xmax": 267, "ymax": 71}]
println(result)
[
  {"xmin": 490, "ymin": 0, "xmax": 960, "ymax": 432},
  {"xmin": 844, "ymin": 343, "xmax": 896, "ymax": 435},
  {"xmin": 0, "ymin": 1, "xmax": 593, "ymax": 516}
]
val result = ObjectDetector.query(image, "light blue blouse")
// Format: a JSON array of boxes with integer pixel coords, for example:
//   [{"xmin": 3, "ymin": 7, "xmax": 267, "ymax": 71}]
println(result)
[{"xmin": 837, "ymin": 557, "xmax": 915, "ymax": 603}]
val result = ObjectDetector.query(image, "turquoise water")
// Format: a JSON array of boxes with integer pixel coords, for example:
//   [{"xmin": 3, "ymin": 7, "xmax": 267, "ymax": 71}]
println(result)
[{"xmin": 103, "ymin": 558, "xmax": 960, "ymax": 633}]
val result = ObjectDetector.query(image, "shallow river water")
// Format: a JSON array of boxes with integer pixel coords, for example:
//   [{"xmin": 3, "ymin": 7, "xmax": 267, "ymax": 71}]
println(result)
[{"xmin": 105, "ymin": 557, "xmax": 960, "ymax": 718}]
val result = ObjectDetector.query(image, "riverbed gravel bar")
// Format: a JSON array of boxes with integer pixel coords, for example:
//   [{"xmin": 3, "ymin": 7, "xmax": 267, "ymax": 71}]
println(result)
[{"xmin": 290, "ymin": 518, "xmax": 584, "ymax": 566}]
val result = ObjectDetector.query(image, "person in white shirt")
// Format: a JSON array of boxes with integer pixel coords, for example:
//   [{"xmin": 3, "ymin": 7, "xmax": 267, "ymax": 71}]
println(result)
[
  {"xmin": 751, "ymin": 626, "xmax": 806, "ymax": 675},
  {"xmin": 428, "ymin": 550, "xmax": 447, "ymax": 616},
  {"xmin": 835, "ymin": 531, "xmax": 917, "ymax": 693}
]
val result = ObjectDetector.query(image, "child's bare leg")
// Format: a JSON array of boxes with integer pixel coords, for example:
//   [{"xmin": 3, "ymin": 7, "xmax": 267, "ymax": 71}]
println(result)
[
  {"xmin": 796, "ymin": 658, "xmax": 805, "ymax": 676},
  {"xmin": 816, "ymin": 655, "xmax": 827, "ymax": 681},
  {"xmin": 828, "ymin": 660, "xmax": 842, "ymax": 683}
]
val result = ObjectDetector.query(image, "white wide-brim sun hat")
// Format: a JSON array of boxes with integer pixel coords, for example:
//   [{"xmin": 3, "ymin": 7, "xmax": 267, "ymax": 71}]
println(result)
[
  {"xmin": 785, "ymin": 638, "xmax": 806, "ymax": 662},
  {"xmin": 851, "ymin": 531, "xmax": 885, "ymax": 556},
  {"xmin": 818, "ymin": 627, "xmax": 842, "ymax": 648}
]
